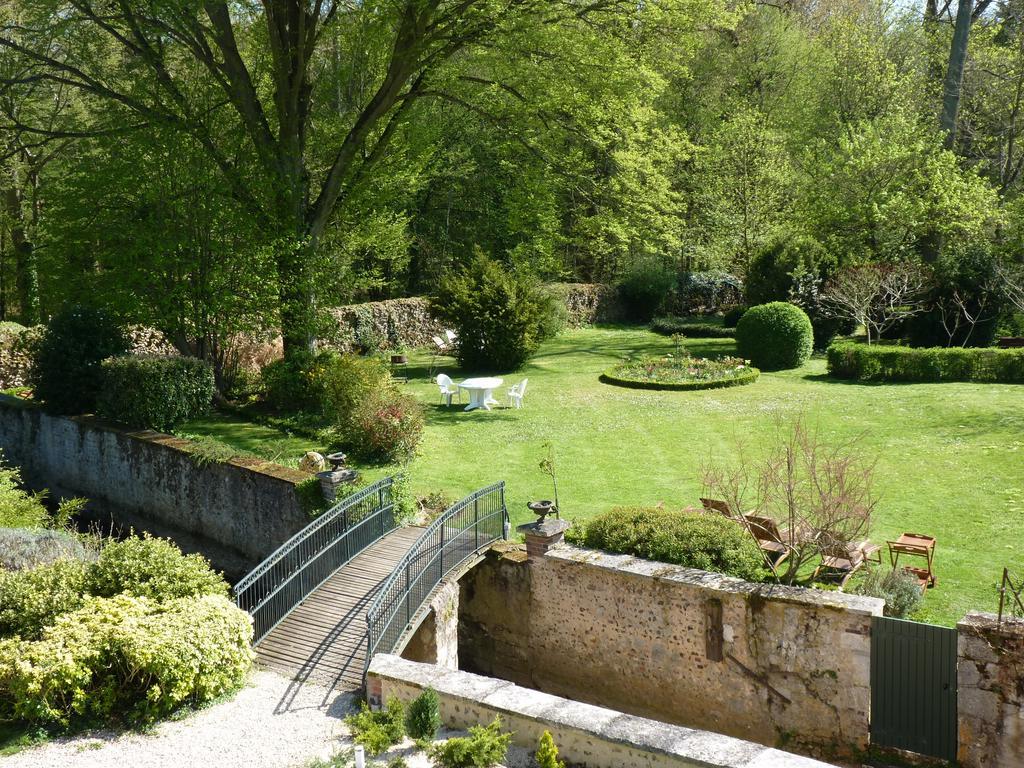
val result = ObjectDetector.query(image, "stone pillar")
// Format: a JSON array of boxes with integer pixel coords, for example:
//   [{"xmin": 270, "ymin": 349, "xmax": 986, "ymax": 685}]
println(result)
[
  {"xmin": 957, "ymin": 612, "xmax": 1024, "ymax": 768},
  {"xmin": 517, "ymin": 518, "xmax": 570, "ymax": 559}
]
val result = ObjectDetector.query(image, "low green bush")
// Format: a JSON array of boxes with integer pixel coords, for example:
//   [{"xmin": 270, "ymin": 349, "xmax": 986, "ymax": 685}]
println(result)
[
  {"xmin": 601, "ymin": 355, "xmax": 758, "ymax": 391},
  {"xmin": 745, "ymin": 235, "xmax": 831, "ymax": 307},
  {"xmin": 348, "ymin": 389, "xmax": 425, "ymax": 464},
  {"xmin": 0, "ymin": 559, "xmax": 89, "ymax": 639},
  {"xmin": 88, "ymin": 535, "xmax": 228, "ymax": 601},
  {"xmin": 649, "ymin": 317, "xmax": 735, "ymax": 338},
  {"xmin": 722, "ymin": 306, "xmax": 747, "ymax": 328},
  {"xmin": 345, "ymin": 698, "xmax": 405, "ymax": 756},
  {"xmin": 428, "ymin": 716, "xmax": 512, "ymax": 768},
  {"xmin": 735, "ymin": 302, "xmax": 813, "ymax": 371},
  {"xmin": 261, "ymin": 350, "xmax": 339, "ymax": 414},
  {"xmin": 432, "ymin": 253, "xmax": 561, "ymax": 371},
  {"xmin": 826, "ymin": 341, "xmax": 1024, "ymax": 383},
  {"xmin": 0, "ymin": 594, "xmax": 253, "ymax": 725},
  {"xmin": 97, "ymin": 356, "xmax": 215, "ymax": 431},
  {"xmin": 317, "ymin": 354, "xmax": 391, "ymax": 428},
  {"xmin": 852, "ymin": 568, "xmax": 923, "ymax": 619},
  {"xmin": 30, "ymin": 306, "xmax": 130, "ymax": 415},
  {"xmin": 536, "ymin": 731, "xmax": 565, "ymax": 768},
  {"xmin": 565, "ymin": 507, "xmax": 768, "ymax": 582},
  {"xmin": 405, "ymin": 686, "xmax": 442, "ymax": 741}
]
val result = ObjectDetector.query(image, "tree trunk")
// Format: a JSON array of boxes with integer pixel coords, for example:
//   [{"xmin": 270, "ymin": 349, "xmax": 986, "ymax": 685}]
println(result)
[
  {"xmin": 3, "ymin": 185, "xmax": 39, "ymax": 325},
  {"xmin": 940, "ymin": 0, "xmax": 974, "ymax": 148}
]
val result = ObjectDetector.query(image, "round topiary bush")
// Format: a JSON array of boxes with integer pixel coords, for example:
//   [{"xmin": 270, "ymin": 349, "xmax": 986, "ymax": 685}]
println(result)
[{"xmin": 735, "ymin": 302, "xmax": 813, "ymax": 371}]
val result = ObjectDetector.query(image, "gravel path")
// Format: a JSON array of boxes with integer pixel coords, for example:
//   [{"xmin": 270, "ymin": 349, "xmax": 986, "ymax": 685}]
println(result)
[{"xmin": 1, "ymin": 671, "xmax": 359, "ymax": 768}]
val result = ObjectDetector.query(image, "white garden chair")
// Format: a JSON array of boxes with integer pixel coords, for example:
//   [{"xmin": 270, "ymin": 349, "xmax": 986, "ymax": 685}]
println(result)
[
  {"xmin": 436, "ymin": 373, "xmax": 462, "ymax": 406},
  {"xmin": 428, "ymin": 335, "xmax": 449, "ymax": 377},
  {"xmin": 508, "ymin": 378, "xmax": 528, "ymax": 409},
  {"xmin": 445, "ymin": 329, "xmax": 458, "ymax": 345}
]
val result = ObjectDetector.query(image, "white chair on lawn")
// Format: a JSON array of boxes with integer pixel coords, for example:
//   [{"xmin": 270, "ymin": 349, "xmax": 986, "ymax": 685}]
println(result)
[
  {"xmin": 428, "ymin": 335, "xmax": 448, "ymax": 377},
  {"xmin": 436, "ymin": 373, "xmax": 462, "ymax": 406},
  {"xmin": 508, "ymin": 378, "xmax": 528, "ymax": 409},
  {"xmin": 445, "ymin": 329, "xmax": 458, "ymax": 345}
]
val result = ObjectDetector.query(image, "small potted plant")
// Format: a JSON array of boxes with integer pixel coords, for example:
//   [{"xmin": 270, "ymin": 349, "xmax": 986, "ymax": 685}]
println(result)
[
  {"xmin": 390, "ymin": 344, "xmax": 408, "ymax": 365},
  {"xmin": 528, "ymin": 442, "xmax": 560, "ymax": 523}
]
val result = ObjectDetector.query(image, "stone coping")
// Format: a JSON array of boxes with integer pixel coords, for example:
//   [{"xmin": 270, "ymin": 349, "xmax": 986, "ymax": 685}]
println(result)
[
  {"xmin": 546, "ymin": 544, "xmax": 884, "ymax": 617},
  {"xmin": 958, "ymin": 610, "xmax": 1024, "ymax": 635},
  {"xmin": 0, "ymin": 394, "xmax": 307, "ymax": 484},
  {"xmin": 368, "ymin": 655, "xmax": 837, "ymax": 768}
]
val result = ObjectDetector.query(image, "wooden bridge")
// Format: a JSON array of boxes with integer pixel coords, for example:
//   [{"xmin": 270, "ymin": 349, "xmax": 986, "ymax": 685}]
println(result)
[{"xmin": 233, "ymin": 478, "xmax": 508, "ymax": 692}]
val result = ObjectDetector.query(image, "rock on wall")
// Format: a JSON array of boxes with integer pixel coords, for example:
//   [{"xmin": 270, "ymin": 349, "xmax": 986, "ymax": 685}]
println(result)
[
  {"xmin": 958, "ymin": 612, "xmax": 1024, "ymax": 768},
  {"xmin": 459, "ymin": 545, "xmax": 882, "ymax": 760},
  {"xmin": 0, "ymin": 397, "xmax": 310, "ymax": 574}
]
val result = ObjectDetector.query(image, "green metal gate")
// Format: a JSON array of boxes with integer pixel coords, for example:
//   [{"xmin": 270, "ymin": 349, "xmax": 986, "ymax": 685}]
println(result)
[{"xmin": 870, "ymin": 616, "xmax": 958, "ymax": 761}]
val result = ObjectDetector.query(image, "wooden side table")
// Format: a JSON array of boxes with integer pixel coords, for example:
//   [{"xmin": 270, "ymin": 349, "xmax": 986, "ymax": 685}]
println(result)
[{"xmin": 887, "ymin": 532, "xmax": 937, "ymax": 590}]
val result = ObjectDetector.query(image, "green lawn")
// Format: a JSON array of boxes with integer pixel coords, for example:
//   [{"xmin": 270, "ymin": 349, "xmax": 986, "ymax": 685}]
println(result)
[{"xmin": 182, "ymin": 326, "xmax": 1024, "ymax": 626}]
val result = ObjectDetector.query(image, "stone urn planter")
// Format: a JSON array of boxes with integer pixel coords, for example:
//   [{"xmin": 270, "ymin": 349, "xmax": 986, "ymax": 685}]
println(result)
[{"xmin": 527, "ymin": 500, "xmax": 558, "ymax": 525}]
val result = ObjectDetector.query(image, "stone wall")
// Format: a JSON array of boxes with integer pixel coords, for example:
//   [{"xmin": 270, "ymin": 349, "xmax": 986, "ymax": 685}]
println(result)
[
  {"xmin": 324, "ymin": 298, "xmax": 445, "ymax": 353},
  {"xmin": 0, "ymin": 396, "xmax": 309, "ymax": 576},
  {"xmin": 458, "ymin": 545, "xmax": 882, "ymax": 760},
  {"xmin": 368, "ymin": 654, "xmax": 835, "ymax": 768},
  {"xmin": 401, "ymin": 579, "xmax": 460, "ymax": 670},
  {"xmin": 547, "ymin": 282, "xmax": 624, "ymax": 326},
  {"xmin": 958, "ymin": 612, "xmax": 1024, "ymax": 768}
]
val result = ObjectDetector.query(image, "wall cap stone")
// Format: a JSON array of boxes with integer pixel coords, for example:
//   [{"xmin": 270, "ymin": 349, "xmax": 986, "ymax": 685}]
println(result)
[
  {"xmin": 368, "ymin": 654, "xmax": 839, "ymax": 768},
  {"xmin": 545, "ymin": 544, "xmax": 885, "ymax": 617}
]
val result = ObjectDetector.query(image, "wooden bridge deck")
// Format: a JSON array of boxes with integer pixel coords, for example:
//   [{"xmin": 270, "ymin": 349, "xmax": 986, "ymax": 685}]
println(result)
[{"xmin": 256, "ymin": 525, "xmax": 423, "ymax": 691}]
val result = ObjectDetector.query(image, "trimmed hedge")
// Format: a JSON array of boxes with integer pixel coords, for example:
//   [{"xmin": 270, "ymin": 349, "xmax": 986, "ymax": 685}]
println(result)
[
  {"xmin": 649, "ymin": 316, "xmax": 735, "ymax": 338},
  {"xmin": 600, "ymin": 366, "xmax": 759, "ymax": 391},
  {"xmin": 97, "ymin": 356, "xmax": 215, "ymax": 431},
  {"xmin": 826, "ymin": 341, "xmax": 1024, "ymax": 383},
  {"xmin": 565, "ymin": 507, "xmax": 768, "ymax": 582},
  {"xmin": 735, "ymin": 302, "xmax": 813, "ymax": 371}
]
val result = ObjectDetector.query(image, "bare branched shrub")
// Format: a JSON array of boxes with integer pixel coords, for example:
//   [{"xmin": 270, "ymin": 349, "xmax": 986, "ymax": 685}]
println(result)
[
  {"xmin": 702, "ymin": 417, "xmax": 877, "ymax": 584},
  {"xmin": 822, "ymin": 262, "xmax": 931, "ymax": 343},
  {"xmin": 996, "ymin": 262, "xmax": 1024, "ymax": 316}
]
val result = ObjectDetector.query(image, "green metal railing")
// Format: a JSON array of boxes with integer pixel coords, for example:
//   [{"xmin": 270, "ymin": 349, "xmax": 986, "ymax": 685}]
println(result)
[
  {"xmin": 234, "ymin": 475, "xmax": 398, "ymax": 644},
  {"xmin": 365, "ymin": 481, "xmax": 508, "ymax": 675}
]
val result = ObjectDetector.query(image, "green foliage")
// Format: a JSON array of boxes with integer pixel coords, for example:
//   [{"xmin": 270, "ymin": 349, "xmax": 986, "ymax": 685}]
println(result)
[
  {"xmin": 29, "ymin": 306, "xmax": 130, "ymax": 415},
  {"xmin": 745, "ymin": 236, "xmax": 830, "ymax": 307},
  {"xmin": 565, "ymin": 507, "xmax": 768, "ymax": 582},
  {"xmin": 317, "ymin": 354, "xmax": 391, "ymax": 425},
  {"xmin": 295, "ymin": 476, "xmax": 330, "ymax": 518},
  {"xmin": 348, "ymin": 389, "xmax": 425, "ymax": 464},
  {"xmin": 853, "ymin": 568, "xmax": 923, "ymax": 619},
  {"xmin": 669, "ymin": 272, "xmax": 744, "ymax": 316},
  {"xmin": 0, "ymin": 528, "xmax": 94, "ymax": 572},
  {"xmin": 0, "ymin": 463, "xmax": 49, "ymax": 529},
  {"xmin": 735, "ymin": 302, "xmax": 813, "ymax": 371},
  {"xmin": 536, "ymin": 731, "xmax": 565, "ymax": 768},
  {"xmin": 427, "ymin": 716, "xmax": 512, "ymax": 768},
  {"xmin": 617, "ymin": 259, "xmax": 676, "ymax": 322},
  {"xmin": 826, "ymin": 341, "xmax": 1024, "ymax": 383},
  {"xmin": 0, "ymin": 560, "xmax": 89, "ymax": 639},
  {"xmin": 405, "ymin": 687, "xmax": 442, "ymax": 741},
  {"xmin": 0, "ymin": 594, "xmax": 253, "ymax": 725},
  {"xmin": 649, "ymin": 317, "xmax": 735, "ymax": 338},
  {"xmin": 432, "ymin": 254, "xmax": 560, "ymax": 372},
  {"xmin": 176, "ymin": 434, "xmax": 251, "ymax": 468},
  {"xmin": 88, "ymin": 535, "xmax": 228, "ymax": 601},
  {"xmin": 722, "ymin": 306, "xmax": 747, "ymax": 328},
  {"xmin": 97, "ymin": 355, "xmax": 215, "ymax": 431},
  {"xmin": 345, "ymin": 699, "xmax": 405, "ymax": 756}
]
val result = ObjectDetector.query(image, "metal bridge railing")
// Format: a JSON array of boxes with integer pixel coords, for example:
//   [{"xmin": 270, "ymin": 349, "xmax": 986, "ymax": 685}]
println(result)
[
  {"xmin": 365, "ymin": 481, "xmax": 508, "ymax": 673},
  {"xmin": 234, "ymin": 475, "xmax": 399, "ymax": 644}
]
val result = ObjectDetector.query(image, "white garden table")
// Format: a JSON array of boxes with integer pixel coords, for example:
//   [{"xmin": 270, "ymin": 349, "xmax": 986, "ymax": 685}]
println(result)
[{"xmin": 457, "ymin": 377, "xmax": 503, "ymax": 411}]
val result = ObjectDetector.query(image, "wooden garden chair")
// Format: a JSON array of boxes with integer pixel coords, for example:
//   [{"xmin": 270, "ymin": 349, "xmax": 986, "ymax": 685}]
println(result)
[
  {"xmin": 742, "ymin": 514, "xmax": 792, "ymax": 568},
  {"xmin": 813, "ymin": 539, "xmax": 882, "ymax": 589},
  {"xmin": 700, "ymin": 498, "xmax": 735, "ymax": 519}
]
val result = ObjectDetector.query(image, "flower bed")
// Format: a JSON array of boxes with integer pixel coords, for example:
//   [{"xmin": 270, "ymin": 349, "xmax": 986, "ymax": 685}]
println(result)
[{"xmin": 600, "ymin": 354, "xmax": 758, "ymax": 391}]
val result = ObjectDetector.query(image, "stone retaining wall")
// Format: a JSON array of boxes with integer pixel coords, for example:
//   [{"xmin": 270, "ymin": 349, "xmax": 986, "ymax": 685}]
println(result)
[
  {"xmin": 368, "ymin": 654, "xmax": 835, "ymax": 768},
  {"xmin": 324, "ymin": 298, "xmax": 445, "ymax": 352},
  {"xmin": 458, "ymin": 544, "xmax": 882, "ymax": 760},
  {"xmin": 0, "ymin": 396, "xmax": 309, "ymax": 575},
  {"xmin": 547, "ymin": 283, "xmax": 624, "ymax": 326},
  {"xmin": 958, "ymin": 612, "xmax": 1024, "ymax": 768}
]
